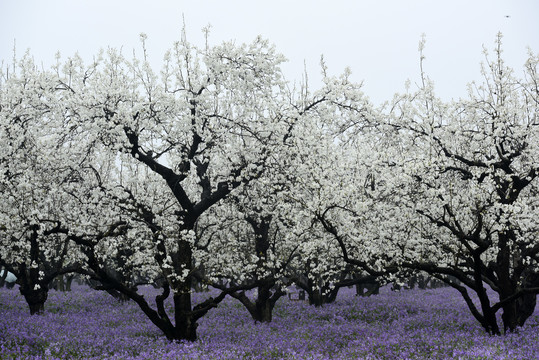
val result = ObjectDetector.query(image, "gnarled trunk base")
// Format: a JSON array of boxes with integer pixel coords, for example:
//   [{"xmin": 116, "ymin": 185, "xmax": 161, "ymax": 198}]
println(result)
[{"xmin": 20, "ymin": 286, "xmax": 48, "ymax": 315}]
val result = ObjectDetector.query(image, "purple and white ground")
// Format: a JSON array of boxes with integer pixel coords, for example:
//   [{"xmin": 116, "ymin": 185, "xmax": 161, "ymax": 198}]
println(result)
[{"xmin": 1, "ymin": 285, "xmax": 538, "ymax": 359}]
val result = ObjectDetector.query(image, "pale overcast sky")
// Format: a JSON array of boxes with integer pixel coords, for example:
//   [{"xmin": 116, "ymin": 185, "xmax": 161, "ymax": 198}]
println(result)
[{"xmin": 1, "ymin": 0, "xmax": 537, "ymax": 104}]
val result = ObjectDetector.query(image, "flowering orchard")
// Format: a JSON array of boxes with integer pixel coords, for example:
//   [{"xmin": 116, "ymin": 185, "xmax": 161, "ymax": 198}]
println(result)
[{"xmin": 0, "ymin": 32, "xmax": 538, "ymax": 345}]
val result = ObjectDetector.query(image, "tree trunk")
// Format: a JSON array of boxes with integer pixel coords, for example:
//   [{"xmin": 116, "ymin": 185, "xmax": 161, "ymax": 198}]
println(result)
[
  {"xmin": 407, "ymin": 275, "xmax": 417, "ymax": 289},
  {"xmin": 251, "ymin": 285, "xmax": 274, "ymax": 322},
  {"xmin": 496, "ymin": 230, "xmax": 520, "ymax": 334},
  {"xmin": 171, "ymin": 238, "xmax": 198, "ymax": 341},
  {"xmin": 475, "ymin": 282, "xmax": 501, "ymax": 334},
  {"xmin": 246, "ymin": 297, "xmax": 274, "ymax": 323},
  {"xmin": 356, "ymin": 280, "xmax": 380, "ymax": 297},
  {"xmin": 64, "ymin": 275, "xmax": 74, "ymax": 291},
  {"xmin": 480, "ymin": 310, "xmax": 501, "ymax": 335},
  {"xmin": 230, "ymin": 283, "xmax": 283, "ymax": 323},
  {"xmin": 502, "ymin": 300, "xmax": 519, "ymax": 333},
  {"xmin": 229, "ymin": 215, "xmax": 284, "ymax": 322},
  {"xmin": 516, "ymin": 294, "xmax": 536, "ymax": 327},
  {"xmin": 307, "ymin": 287, "xmax": 338, "ymax": 307},
  {"xmin": 19, "ymin": 285, "xmax": 49, "ymax": 315},
  {"xmin": 253, "ymin": 302, "xmax": 274, "ymax": 323},
  {"xmin": 515, "ymin": 272, "xmax": 539, "ymax": 328},
  {"xmin": 58, "ymin": 275, "xmax": 65, "ymax": 291},
  {"xmin": 418, "ymin": 275, "xmax": 427, "ymax": 289},
  {"xmin": 173, "ymin": 292, "xmax": 197, "ymax": 341},
  {"xmin": 308, "ymin": 289, "xmax": 323, "ymax": 307},
  {"xmin": 293, "ymin": 275, "xmax": 340, "ymax": 307},
  {"xmin": 0, "ymin": 268, "xmax": 7, "ymax": 288},
  {"xmin": 500, "ymin": 291, "xmax": 537, "ymax": 332}
]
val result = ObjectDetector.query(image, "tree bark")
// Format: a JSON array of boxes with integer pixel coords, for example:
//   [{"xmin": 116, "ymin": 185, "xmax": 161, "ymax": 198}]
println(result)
[
  {"xmin": 19, "ymin": 284, "xmax": 49, "ymax": 315},
  {"xmin": 516, "ymin": 293, "xmax": 537, "ymax": 327},
  {"xmin": 0, "ymin": 268, "xmax": 7, "ymax": 288},
  {"xmin": 230, "ymin": 282, "xmax": 284, "ymax": 323}
]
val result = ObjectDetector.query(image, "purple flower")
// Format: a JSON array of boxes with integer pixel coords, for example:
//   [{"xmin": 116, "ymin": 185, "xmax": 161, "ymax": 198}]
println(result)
[{"xmin": 0, "ymin": 284, "xmax": 537, "ymax": 359}]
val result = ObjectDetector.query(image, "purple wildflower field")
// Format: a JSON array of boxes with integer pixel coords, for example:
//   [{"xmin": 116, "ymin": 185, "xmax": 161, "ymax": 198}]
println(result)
[{"xmin": 1, "ymin": 285, "xmax": 538, "ymax": 359}]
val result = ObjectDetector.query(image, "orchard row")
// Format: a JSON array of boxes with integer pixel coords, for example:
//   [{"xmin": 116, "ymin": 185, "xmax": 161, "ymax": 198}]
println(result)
[{"xmin": 1, "ymin": 33, "xmax": 538, "ymax": 341}]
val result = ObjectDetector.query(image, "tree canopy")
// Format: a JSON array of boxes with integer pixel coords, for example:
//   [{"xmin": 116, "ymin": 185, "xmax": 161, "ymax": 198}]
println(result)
[{"xmin": 0, "ymin": 32, "xmax": 537, "ymax": 340}]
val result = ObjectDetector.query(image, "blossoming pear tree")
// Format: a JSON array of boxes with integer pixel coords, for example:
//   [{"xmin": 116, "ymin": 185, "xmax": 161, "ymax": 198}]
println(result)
[
  {"xmin": 56, "ymin": 33, "xmax": 314, "ymax": 341},
  {"xmin": 195, "ymin": 180, "xmax": 294, "ymax": 322},
  {"xmin": 380, "ymin": 35, "xmax": 539, "ymax": 334},
  {"xmin": 284, "ymin": 68, "xmax": 394, "ymax": 298},
  {"xmin": 0, "ymin": 54, "xmax": 118, "ymax": 314},
  {"xmin": 196, "ymin": 74, "xmax": 368, "ymax": 316}
]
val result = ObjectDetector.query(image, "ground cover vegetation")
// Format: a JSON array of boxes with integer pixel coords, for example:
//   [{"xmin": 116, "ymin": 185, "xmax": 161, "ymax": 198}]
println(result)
[
  {"xmin": 0, "ymin": 29, "xmax": 538, "ymax": 350},
  {"xmin": 1, "ymin": 284, "xmax": 539, "ymax": 359}
]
